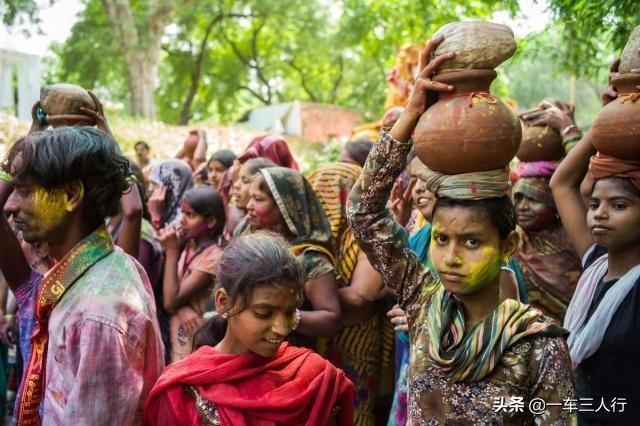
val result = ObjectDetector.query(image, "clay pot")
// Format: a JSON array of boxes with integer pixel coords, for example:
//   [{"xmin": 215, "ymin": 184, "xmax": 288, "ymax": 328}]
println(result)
[
  {"xmin": 516, "ymin": 125, "xmax": 564, "ymax": 162},
  {"xmin": 619, "ymin": 25, "xmax": 640, "ymax": 74},
  {"xmin": 40, "ymin": 83, "xmax": 97, "ymax": 127},
  {"xmin": 413, "ymin": 69, "xmax": 521, "ymax": 174},
  {"xmin": 431, "ymin": 21, "xmax": 516, "ymax": 72},
  {"xmin": 591, "ymin": 73, "xmax": 640, "ymax": 160}
]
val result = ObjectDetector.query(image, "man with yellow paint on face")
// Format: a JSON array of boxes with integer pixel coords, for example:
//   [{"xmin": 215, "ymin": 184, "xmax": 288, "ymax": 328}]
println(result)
[{"xmin": 0, "ymin": 126, "xmax": 164, "ymax": 425}]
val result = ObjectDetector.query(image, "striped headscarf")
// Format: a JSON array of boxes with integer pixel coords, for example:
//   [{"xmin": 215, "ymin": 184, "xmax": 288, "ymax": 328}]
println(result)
[
  {"xmin": 307, "ymin": 162, "xmax": 362, "ymax": 284},
  {"xmin": 426, "ymin": 285, "xmax": 561, "ymax": 382}
]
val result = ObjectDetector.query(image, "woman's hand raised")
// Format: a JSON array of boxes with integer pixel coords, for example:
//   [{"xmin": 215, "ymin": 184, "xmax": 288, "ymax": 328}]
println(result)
[{"xmin": 390, "ymin": 36, "xmax": 455, "ymax": 143}]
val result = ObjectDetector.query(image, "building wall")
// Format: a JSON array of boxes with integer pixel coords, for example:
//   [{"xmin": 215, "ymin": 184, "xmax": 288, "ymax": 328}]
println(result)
[{"xmin": 300, "ymin": 103, "xmax": 362, "ymax": 143}]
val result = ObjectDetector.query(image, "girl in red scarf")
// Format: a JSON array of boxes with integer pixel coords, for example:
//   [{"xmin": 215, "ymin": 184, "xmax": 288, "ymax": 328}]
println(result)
[{"xmin": 144, "ymin": 232, "xmax": 354, "ymax": 425}]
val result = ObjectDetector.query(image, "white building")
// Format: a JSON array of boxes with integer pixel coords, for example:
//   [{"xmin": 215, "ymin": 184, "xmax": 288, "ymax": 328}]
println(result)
[{"xmin": 0, "ymin": 48, "xmax": 41, "ymax": 121}]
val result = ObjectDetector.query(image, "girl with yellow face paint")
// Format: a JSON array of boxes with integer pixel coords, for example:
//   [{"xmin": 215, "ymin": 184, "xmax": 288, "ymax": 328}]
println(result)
[{"xmin": 346, "ymin": 36, "xmax": 575, "ymax": 425}]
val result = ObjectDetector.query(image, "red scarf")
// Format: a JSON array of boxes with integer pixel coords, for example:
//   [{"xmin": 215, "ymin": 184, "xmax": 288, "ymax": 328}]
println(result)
[{"xmin": 144, "ymin": 343, "xmax": 354, "ymax": 425}]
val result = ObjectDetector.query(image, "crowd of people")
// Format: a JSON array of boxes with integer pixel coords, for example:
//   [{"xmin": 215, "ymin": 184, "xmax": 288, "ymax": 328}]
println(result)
[{"xmin": 0, "ymin": 33, "xmax": 637, "ymax": 426}]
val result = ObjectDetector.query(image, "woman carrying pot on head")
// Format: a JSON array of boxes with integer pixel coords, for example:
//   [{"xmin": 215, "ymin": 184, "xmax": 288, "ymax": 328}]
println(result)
[
  {"xmin": 156, "ymin": 185, "xmax": 226, "ymax": 362},
  {"xmin": 243, "ymin": 167, "xmax": 342, "ymax": 349},
  {"xmin": 511, "ymin": 160, "xmax": 582, "ymax": 324},
  {"xmin": 347, "ymin": 37, "xmax": 574, "ymax": 424},
  {"xmin": 550, "ymin": 55, "xmax": 640, "ymax": 424}
]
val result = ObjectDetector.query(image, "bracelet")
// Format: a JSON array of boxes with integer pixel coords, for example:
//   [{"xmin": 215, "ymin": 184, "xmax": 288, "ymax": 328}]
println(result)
[
  {"xmin": 561, "ymin": 124, "xmax": 578, "ymax": 137},
  {"xmin": 0, "ymin": 171, "xmax": 11, "ymax": 183},
  {"xmin": 292, "ymin": 309, "xmax": 301, "ymax": 331}
]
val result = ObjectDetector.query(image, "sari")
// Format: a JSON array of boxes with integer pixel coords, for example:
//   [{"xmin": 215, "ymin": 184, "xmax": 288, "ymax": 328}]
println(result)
[
  {"xmin": 238, "ymin": 135, "xmax": 299, "ymax": 170},
  {"xmin": 149, "ymin": 159, "xmax": 194, "ymax": 227},
  {"xmin": 308, "ymin": 162, "xmax": 385, "ymax": 426},
  {"xmin": 259, "ymin": 167, "xmax": 335, "ymax": 349},
  {"xmin": 513, "ymin": 176, "xmax": 582, "ymax": 323},
  {"xmin": 143, "ymin": 342, "xmax": 355, "ymax": 426}
]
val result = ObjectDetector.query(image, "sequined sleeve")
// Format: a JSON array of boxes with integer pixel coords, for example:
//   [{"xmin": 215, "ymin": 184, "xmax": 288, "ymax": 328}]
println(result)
[
  {"xmin": 529, "ymin": 337, "xmax": 576, "ymax": 425},
  {"xmin": 346, "ymin": 131, "xmax": 437, "ymax": 320}
]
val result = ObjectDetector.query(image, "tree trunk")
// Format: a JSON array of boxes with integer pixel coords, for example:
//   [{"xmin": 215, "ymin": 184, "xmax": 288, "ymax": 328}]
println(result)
[
  {"xmin": 100, "ymin": 0, "xmax": 172, "ymax": 120},
  {"xmin": 125, "ymin": 50, "xmax": 159, "ymax": 119}
]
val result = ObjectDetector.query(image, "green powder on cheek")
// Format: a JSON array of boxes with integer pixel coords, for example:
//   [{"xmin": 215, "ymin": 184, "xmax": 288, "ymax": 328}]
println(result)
[{"xmin": 460, "ymin": 246, "xmax": 502, "ymax": 290}]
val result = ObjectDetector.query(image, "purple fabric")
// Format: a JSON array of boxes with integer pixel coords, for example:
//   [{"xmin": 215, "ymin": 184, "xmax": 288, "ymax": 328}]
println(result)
[
  {"xmin": 513, "ymin": 161, "xmax": 558, "ymax": 179},
  {"xmin": 14, "ymin": 268, "xmax": 43, "ymax": 419}
]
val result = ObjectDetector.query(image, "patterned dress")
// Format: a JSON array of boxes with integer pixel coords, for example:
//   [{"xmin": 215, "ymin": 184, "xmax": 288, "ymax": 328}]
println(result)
[
  {"xmin": 308, "ymin": 162, "xmax": 385, "ymax": 426},
  {"xmin": 347, "ymin": 131, "xmax": 576, "ymax": 425}
]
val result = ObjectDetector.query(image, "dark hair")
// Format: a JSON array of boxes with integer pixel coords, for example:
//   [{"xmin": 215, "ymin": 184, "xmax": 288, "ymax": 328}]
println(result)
[
  {"xmin": 181, "ymin": 185, "xmax": 226, "ymax": 239},
  {"xmin": 344, "ymin": 140, "xmax": 374, "ymax": 167},
  {"xmin": 194, "ymin": 232, "xmax": 305, "ymax": 348},
  {"xmin": 208, "ymin": 149, "xmax": 236, "ymax": 169},
  {"xmin": 244, "ymin": 157, "xmax": 277, "ymax": 175},
  {"xmin": 135, "ymin": 140, "xmax": 150, "ymax": 150},
  {"xmin": 592, "ymin": 177, "xmax": 640, "ymax": 198},
  {"xmin": 432, "ymin": 195, "xmax": 516, "ymax": 240},
  {"xmin": 129, "ymin": 162, "xmax": 150, "ymax": 220},
  {"xmin": 4, "ymin": 127, "xmax": 130, "ymax": 228}
]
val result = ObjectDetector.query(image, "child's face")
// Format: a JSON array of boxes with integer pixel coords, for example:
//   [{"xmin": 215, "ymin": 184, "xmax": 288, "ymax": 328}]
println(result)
[
  {"xmin": 220, "ymin": 284, "xmax": 300, "ymax": 358},
  {"xmin": 231, "ymin": 164, "xmax": 253, "ymax": 210},
  {"xmin": 179, "ymin": 201, "xmax": 212, "ymax": 240},
  {"xmin": 587, "ymin": 178, "xmax": 640, "ymax": 251},
  {"xmin": 430, "ymin": 206, "xmax": 515, "ymax": 296},
  {"xmin": 207, "ymin": 160, "xmax": 227, "ymax": 191}
]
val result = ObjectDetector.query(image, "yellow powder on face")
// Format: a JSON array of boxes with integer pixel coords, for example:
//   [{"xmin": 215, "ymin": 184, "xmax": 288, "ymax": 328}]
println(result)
[
  {"xmin": 33, "ymin": 187, "xmax": 69, "ymax": 230},
  {"xmin": 460, "ymin": 246, "xmax": 502, "ymax": 289}
]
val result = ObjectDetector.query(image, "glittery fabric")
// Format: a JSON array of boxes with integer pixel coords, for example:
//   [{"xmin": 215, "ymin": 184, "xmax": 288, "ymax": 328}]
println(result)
[{"xmin": 347, "ymin": 131, "xmax": 576, "ymax": 425}]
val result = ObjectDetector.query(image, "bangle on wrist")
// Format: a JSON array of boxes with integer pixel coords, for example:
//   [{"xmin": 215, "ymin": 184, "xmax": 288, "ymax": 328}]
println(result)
[{"xmin": 561, "ymin": 124, "xmax": 578, "ymax": 137}]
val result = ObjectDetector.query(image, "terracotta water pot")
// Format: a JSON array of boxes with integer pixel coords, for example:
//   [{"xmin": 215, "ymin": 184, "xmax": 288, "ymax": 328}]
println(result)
[
  {"xmin": 413, "ymin": 69, "xmax": 522, "ymax": 174},
  {"xmin": 619, "ymin": 25, "xmax": 640, "ymax": 74},
  {"xmin": 431, "ymin": 21, "xmax": 517, "ymax": 71},
  {"xmin": 516, "ymin": 124, "xmax": 564, "ymax": 162},
  {"xmin": 591, "ymin": 73, "xmax": 640, "ymax": 160},
  {"xmin": 40, "ymin": 83, "xmax": 97, "ymax": 128}
]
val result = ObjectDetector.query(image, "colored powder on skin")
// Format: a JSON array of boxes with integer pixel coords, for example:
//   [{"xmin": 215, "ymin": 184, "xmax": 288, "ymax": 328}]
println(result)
[
  {"xmin": 33, "ymin": 187, "xmax": 69, "ymax": 230},
  {"xmin": 460, "ymin": 246, "xmax": 502, "ymax": 290},
  {"xmin": 185, "ymin": 220, "xmax": 210, "ymax": 240}
]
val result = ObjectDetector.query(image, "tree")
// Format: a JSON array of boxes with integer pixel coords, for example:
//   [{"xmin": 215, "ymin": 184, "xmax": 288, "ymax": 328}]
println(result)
[
  {"xmin": 1, "ymin": 0, "xmax": 38, "ymax": 25},
  {"xmin": 547, "ymin": 0, "xmax": 640, "ymax": 79},
  {"xmin": 52, "ymin": 0, "xmax": 520, "ymax": 124},
  {"xmin": 98, "ymin": 0, "xmax": 175, "ymax": 119}
]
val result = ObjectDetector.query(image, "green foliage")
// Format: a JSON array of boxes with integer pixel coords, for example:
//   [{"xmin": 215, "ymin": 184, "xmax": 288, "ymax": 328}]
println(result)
[
  {"xmin": 1, "ymin": 0, "xmax": 39, "ymax": 25},
  {"xmin": 48, "ymin": 0, "xmax": 130, "ymax": 110},
  {"xmin": 547, "ymin": 0, "xmax": 640, "ymax": 79},
  {"xmin": 51, "ymin": 0, "xmax": 516, "ymax": 125}
]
